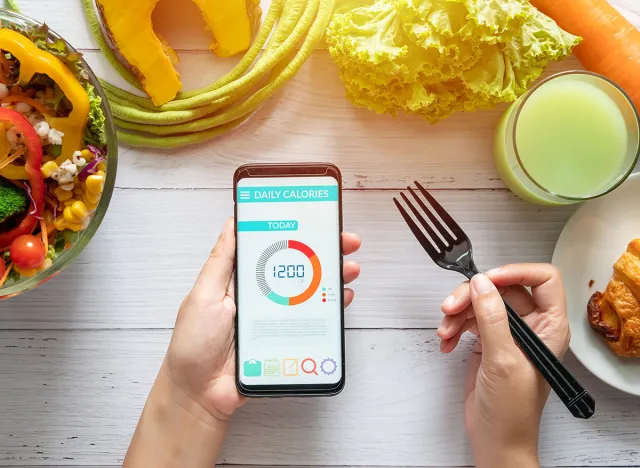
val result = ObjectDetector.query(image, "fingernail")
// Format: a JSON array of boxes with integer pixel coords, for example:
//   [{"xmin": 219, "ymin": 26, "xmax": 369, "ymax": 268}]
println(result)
[
  {"xmin": 471, "ymin": 274, "xmax": 494, "ymax": 295},
  {"xmin": 442, "ymin": 295, "xmax": 455, "ymax": 309}
]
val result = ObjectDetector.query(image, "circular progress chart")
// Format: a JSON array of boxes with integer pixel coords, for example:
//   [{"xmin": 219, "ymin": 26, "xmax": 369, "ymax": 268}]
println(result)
[{"xmin": 256, "ymin": 240, "xmax": 322, "ymax": 306}]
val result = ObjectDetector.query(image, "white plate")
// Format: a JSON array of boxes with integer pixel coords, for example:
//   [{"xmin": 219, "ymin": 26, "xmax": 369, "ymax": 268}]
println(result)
[{"xmin": 552, "ymin": 173, "xmax": 640, "ymax": 395}]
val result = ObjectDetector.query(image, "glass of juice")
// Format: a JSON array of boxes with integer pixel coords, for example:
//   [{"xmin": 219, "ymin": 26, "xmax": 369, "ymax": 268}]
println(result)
[{"xmin": 494, "ymin": 71, "xmax": 640, "ymax": 206}]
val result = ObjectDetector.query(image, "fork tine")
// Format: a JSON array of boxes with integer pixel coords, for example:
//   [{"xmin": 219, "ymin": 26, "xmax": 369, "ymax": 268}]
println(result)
[
  {"xmin": 414, "ymin": 182, "xmax": 464, "ymax": 239},
  {"xmin": 399, "ymin": 192, "xmax": 446, "ymax": 252},
  {"xmin": 393, "ymin": 197, "xmax": 440, "ymax": 258},
  {"xmin": 407, "ymin": 186, "xmax": 455, "ymax": 246}
]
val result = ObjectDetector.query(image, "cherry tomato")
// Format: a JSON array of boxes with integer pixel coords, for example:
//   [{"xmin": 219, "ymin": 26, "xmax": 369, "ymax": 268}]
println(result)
[{"xmin": 10, "ymin": 235, "xmax": 46, "ymax": 269}]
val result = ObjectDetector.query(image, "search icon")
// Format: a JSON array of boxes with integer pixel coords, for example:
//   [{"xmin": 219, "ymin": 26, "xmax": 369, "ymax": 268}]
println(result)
[{"xmin": 301, "ymin": 358, "xmax": 318, "ymax": 375}]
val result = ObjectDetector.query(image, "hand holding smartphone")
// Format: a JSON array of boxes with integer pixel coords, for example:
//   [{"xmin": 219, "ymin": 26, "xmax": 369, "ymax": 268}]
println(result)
[{"xmin": 234, "ymin": 163, "xmax": 345, "ymax": 397}]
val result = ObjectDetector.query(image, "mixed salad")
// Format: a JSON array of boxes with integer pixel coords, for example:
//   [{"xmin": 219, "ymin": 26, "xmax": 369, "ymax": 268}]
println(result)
[{"xmin": 0, "ymin": 24, "xmax": 107, "ymax": 288}]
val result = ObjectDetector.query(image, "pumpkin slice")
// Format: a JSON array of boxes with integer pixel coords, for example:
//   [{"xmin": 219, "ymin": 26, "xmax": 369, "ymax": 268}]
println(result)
[
  {"xmin": 96, "ymin": 0, "xmax": 182, "ymax": 106},
  {"xmin": 193, "ymin": 0, "xmax": 262, "ymax": 58},
  {"xmin": 96, "ymin": 0, "xmax": 261, "ymax": 106}
]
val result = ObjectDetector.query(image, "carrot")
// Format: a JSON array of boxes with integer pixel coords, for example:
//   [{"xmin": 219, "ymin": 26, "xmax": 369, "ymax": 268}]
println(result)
[
  {"xmin": 0, "ymin": 147, "xmax": 26, "ymax": 171},
  {"xmin": 0, "ymin": 263, "xmax": 13, "ymax": 288},
  {"xmin": 2, "ymin": 95, "xmax": 52, "ymax": 116},
  {"xmin": 0, "ymin": 53, "xmax": 11, "ymax": 81},
  {"xmin": 531, "ymin": 0, "xmax": 640, "ymax": 109},
  {"xmin": 40, "ymin": 218, "xmax": 48, "ymax": 255}
]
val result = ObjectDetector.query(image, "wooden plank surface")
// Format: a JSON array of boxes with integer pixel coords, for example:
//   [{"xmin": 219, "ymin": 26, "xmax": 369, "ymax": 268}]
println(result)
[
  {"xmin": 1, "ymin": 330, "xmax": 639, "ymax": 467},
  {"xmin": 0, "ymin": 189, "xmax": 574, "ymax": 330}
]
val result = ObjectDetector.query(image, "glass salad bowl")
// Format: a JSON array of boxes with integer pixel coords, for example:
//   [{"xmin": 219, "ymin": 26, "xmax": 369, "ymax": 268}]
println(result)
[{"xmin": 0, "ymin": 9, "xmax": 117, "ymax": 299}]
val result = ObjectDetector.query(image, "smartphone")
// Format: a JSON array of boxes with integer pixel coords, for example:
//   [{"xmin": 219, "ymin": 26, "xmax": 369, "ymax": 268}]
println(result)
[{"xmin": 234, "ymin": 163, "xmax": 345, "ymax": 397}]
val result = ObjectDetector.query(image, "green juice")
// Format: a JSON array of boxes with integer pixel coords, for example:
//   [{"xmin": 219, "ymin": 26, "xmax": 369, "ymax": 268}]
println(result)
[{"xmin": 494, "ymin": 74, "xmax": 636, "ymax": 205}]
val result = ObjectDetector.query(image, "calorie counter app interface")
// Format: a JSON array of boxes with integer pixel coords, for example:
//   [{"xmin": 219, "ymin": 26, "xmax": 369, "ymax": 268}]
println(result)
[{"xmin": 237, "ymin": 176, "xmax": 342, "ymax": 387}]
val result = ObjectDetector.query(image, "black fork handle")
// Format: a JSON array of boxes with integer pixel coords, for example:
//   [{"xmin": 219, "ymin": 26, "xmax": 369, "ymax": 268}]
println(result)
[
  {"xmin": 504, "ymin": 301, "xmax": 595, "ymax": 419},
  {"xmin": 467, "ymin": 271, "xmax": 595, "ymax": 419}
]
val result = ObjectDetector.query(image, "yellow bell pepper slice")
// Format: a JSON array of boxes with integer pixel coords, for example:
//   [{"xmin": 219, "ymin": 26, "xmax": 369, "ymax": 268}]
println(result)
[{"xmin": 0, "ymin": 29, "xmax": 90, "ymax": 166}]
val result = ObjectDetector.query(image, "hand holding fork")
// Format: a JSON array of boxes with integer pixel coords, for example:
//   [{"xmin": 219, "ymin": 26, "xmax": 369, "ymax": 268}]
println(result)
[
  {"xmin": 394, "ymin": 182, "xmax": 595, "ymax": 420},
  {"xmin": 441, "ymin": 266, "xmax": 572, "ymax": 467}
]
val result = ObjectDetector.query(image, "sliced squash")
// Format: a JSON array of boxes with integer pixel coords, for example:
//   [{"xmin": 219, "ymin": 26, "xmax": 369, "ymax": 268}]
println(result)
[
  {"xmin": 96, "ymin": 0, "xmax": 261, "ymax": 106},
  {"xmin": 96, "ymin": 0, "xmax": 182, "ymax": 106},
  {"xmin": 193, "ymin": 0, "xmax": 263, "ymax": 58}
]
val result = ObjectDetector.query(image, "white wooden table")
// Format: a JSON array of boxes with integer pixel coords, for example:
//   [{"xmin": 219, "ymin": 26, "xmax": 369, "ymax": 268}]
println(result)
[{"xmin": 1, "ymin": 1, "xmax": 639, "ymax": 467}]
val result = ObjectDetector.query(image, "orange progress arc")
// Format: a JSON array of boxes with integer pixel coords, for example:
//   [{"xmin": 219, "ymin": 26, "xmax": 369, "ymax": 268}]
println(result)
[{"xmin": 288, "ymin": 240, "xmax": 322, "ymax": 305}]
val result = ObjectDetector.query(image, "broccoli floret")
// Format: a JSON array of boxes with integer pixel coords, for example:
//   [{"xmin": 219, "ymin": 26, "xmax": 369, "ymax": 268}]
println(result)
[{"xmin": 0, "ymin": 178, "xmax": 28, "ymax": 223}]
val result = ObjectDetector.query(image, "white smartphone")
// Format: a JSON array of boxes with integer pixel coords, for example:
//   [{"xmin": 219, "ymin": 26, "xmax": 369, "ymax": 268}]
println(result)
[{"xmin": 234, "ymin": 163, "xmax": 345, "ymax": 397}]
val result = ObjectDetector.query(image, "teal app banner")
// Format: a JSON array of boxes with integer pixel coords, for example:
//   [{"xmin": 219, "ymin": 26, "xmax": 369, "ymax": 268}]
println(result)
[
  {"xmin": 237, "ymin": 185, "xmax": 338, "ymax": 203},
  {"xmin": 237, "ymin": 220, "xmax": 299, "ymax": 232}
]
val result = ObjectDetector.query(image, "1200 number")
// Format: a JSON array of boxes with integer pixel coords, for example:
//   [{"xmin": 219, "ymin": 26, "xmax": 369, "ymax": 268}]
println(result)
[{"xmin": 273, "ymin": 265, "xmax": 305, "ymax": 279}]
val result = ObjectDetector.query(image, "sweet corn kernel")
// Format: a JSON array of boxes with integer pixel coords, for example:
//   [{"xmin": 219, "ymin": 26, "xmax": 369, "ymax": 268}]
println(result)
[
  {"xmin": 73, "ymin": 186, "xmax": 84, "ymax": 197},
  {"xmin": 86, "ymin": 174, "xmax": 104, "ymax": 194},
  {"xmin": 41, "ymin": 161, "xmax": 59, "ymax": 178},
  {"xmin": 66, "ymin": 222, "xmax": 83, "ymax": 232},
  {"xmin": 63, "ymin": 199, "xmax": 75, "ymax": 207},
  {"xmin": 81, "ymin": 149, "xmax": 91, "ymax": 159},
  {"xmin": 54, "ymin": 186, "xmax": 73, "ymax": 202},
  {"xmin": 39, "ymin": 258, "xmax": 53, "ymax": 271},
  {"xmin": 97, "ymin": 162, "xmax": 107, "ymax": 172},
  {"xmin": 63, "ymin": 206, "xmax": 80, "ymax": 223},
  {"xmin": 97, "ymin": 170, "xmax": 106, "ymax": 178},
  {"xmin": 84, "ymin": 190, "xmax": 100, "ymax": 205},
  {"xmin": 85, "ymin": 200, "xmax": 98, "ymax": 211},
  {"xmin": 70, "ymin": 201, "xmax": 89, "ymax": 221},
  {"xmin": 14, "ymin": 265, "xmax": 38, "ymax": 277},
  {"xmin": 53, "ymin": 217, "xmax": 66, "ymax": 231}
]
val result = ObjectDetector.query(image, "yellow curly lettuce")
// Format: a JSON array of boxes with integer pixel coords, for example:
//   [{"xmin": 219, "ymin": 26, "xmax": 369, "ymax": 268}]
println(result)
[{"xmin": 325, "ymin": 0, "xmax": 581, "ymax": 122}]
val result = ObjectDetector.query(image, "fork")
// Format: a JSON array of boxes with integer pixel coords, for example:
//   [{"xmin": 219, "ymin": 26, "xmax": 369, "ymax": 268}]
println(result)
[{"xmin": 394, "ymin": 182, "xmax": 595, "ymax": 419}]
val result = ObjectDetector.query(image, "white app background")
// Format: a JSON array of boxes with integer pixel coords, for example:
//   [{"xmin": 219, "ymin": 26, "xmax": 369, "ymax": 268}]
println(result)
[{"xmin": 237, "ymin": 176, "xmax": 342, "ymax": 386}]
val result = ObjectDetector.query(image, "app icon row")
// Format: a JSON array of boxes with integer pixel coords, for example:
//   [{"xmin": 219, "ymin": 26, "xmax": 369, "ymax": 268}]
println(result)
[{"xmin": 243, "ymin": 358, "xmax": 337, "ymax": 377}]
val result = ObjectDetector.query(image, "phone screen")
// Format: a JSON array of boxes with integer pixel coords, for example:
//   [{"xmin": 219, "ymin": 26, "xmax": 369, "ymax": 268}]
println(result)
[{"xmin": 236, "ymin": 174, "xmax": 343, "ymax": 390}]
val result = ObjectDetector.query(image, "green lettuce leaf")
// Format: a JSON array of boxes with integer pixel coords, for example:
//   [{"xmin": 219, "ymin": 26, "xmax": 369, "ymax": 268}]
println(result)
[
  {"xmin": 47, "ymin": 232, "xmax": 67, "ymax": 260},
  {"xmin": 84, "ymin": 84, "xmax": 107, "ymax": 147},
  {"xmin": 325, "ymin": 0, "xmax": 581, "ymax": 122}
]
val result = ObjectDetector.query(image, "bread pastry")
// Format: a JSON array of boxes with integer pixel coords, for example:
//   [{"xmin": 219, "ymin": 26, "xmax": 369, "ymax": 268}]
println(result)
[{"xmin": 588, "ymin": 239, "xmax": 640, "ymax": 357}]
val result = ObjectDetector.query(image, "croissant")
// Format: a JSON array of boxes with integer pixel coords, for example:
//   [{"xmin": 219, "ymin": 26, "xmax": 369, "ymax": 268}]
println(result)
[{"xmin": 588, "ymin": 239, "xmax": 640, "ymax": 357}]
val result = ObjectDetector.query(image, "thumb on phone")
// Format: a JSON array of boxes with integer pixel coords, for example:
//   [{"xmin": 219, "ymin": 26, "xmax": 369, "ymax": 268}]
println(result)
[
  {"xmin": 192, "ymin": 217, "xmax": 235, "ymax": 302},
  {"xmin": 470, "ymin": 274, "xmax": 518, "ymax": 362}
]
